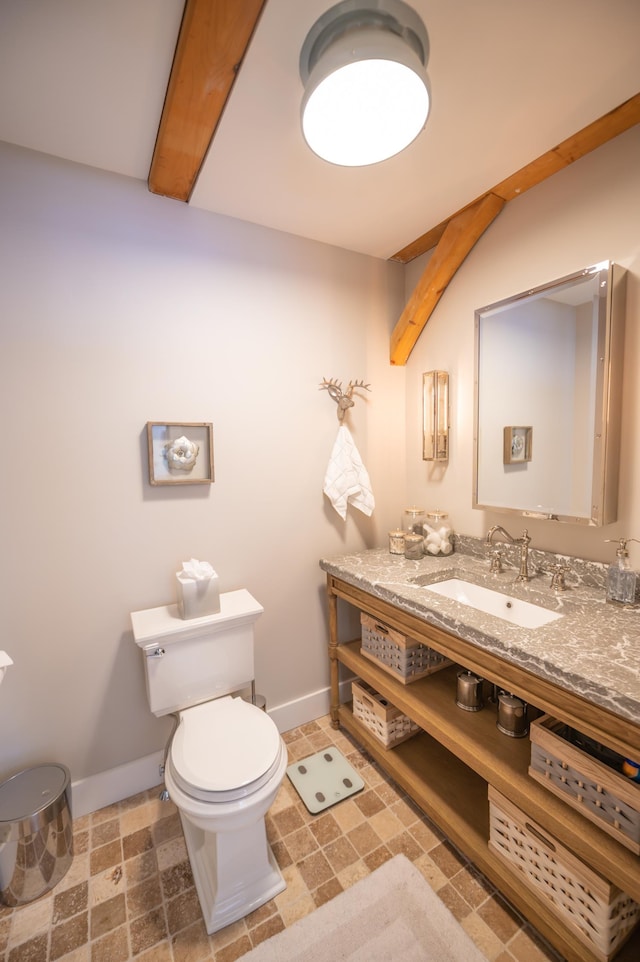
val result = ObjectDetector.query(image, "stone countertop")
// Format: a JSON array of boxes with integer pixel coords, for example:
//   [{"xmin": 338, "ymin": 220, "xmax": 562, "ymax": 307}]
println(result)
[{"xmin": 319, "ymin": 547, "xmax": 640, "ymax": 726}]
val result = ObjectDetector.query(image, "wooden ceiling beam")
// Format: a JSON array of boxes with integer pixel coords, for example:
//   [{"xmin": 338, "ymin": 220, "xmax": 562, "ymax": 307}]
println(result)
[
  {"xmin": 390, "ymin": 194, "xmax": 505, "ymax": 366},
  {"xmin": 392, "ymin": 92, "xmax": 640, "ymax": 265},
  {"xmin": 148, "ymin": 0, "xmax": 267, "ymax": 201},
  {"xmin": 390, "ymin": 91, "xmax": 640, "ymax": 365}
]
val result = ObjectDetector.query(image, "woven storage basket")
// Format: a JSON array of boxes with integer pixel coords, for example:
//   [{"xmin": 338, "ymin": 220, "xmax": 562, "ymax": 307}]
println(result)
[
  {"xmin": 352, "ymin": 680, "xmax": 420, "ymax": 749},
  {"xmin": 488, "ymin": 787, "xmax": 640, "ymax": 962},
  {"xmin": 529, "ymin": 715, "xmax": 640, "ymax": 855},
  {"xmin": 360, "ymin": 612, "xmax": 451, "ymax": 684}
]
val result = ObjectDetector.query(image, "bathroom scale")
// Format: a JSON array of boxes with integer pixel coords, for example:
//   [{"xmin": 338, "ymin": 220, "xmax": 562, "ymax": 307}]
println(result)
[{"xmin": 286, "ymin": 748, "xmax": 365, "ymax": 814}]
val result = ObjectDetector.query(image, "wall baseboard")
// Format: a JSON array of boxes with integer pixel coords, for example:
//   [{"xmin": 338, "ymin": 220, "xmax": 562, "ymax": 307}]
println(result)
[
  {"xmin": 71, "ymin": 678, "xmax": 354, "ymax": 818},
  {"xmin": 71, "ymin": 750, "xmax": 165, "ymax": 819}
]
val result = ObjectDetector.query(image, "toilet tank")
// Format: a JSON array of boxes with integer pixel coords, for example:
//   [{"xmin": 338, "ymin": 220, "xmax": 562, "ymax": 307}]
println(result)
[{"xmin": 131, "ymin": 589, "xmax": 264, "ymax": 716}]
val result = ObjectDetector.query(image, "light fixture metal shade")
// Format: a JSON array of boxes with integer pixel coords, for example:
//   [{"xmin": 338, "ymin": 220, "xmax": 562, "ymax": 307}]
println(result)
[
  {"xmin": 423, "ymin": 371, "xmax": 449, "ymax": 462},
  {"xmin": 300, "ymin": 0, "xmax": 430, "ymax": 167}
]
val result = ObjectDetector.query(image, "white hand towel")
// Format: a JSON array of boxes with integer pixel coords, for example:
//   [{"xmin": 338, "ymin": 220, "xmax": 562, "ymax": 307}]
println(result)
[{"xmin": 323, "ymin": 425, "xmax": 375, "ymax": 520}]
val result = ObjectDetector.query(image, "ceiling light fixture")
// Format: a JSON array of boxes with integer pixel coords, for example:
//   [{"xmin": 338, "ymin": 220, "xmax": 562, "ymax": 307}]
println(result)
[{"xmin": 299, "ymin": 0, "xmax": 430, "ymax": 167}]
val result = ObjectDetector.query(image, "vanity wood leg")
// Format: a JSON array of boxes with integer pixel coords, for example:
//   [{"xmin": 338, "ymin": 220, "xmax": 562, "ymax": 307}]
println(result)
[{"xmin": 328, "ymin": 584, "xmax": 340, "ymax": 728}]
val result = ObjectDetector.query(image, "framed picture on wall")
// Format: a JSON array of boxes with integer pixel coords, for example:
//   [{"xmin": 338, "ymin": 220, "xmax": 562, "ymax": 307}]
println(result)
[
  {"xmin": 146, "ymin": 422, "xmax": 214, "ymax": 485},
  {"xmin": 503, "ymin": 426, "xmax": 532, "ymax": 464}
]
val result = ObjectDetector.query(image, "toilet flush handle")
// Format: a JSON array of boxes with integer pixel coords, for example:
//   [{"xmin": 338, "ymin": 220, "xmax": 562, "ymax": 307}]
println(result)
[{"xmin": 149, "ymin": 647, "xmax": 165, "ymax": 658}]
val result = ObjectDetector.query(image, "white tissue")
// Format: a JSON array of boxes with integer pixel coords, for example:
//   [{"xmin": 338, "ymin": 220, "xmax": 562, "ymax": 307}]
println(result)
[
  {"xmin": 176, "ymin": 559, "xmax": 220, "ymax": 619},
  {"xmin": 180, "ymin": 558, "xmax": 215, "ymax": 582}
]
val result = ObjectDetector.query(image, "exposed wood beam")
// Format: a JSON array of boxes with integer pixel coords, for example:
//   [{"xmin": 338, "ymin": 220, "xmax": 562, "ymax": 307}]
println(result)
[
  {"xmin": 148, "ymin": 0, "xmax": 267, "ymax": 201},
  {"xmin": 390, "ymin": 92, "xmax": 640, "ymax": 365},
  {"xmin": 390, "ymin": 194, "xmax": 505, "ymax": 366},
  {"xmin": 392, "ymin": 92, "xmax": 640, "ymax": 265}
]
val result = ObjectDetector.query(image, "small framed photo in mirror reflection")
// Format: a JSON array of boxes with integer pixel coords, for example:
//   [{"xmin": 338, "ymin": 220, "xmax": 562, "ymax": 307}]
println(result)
[{"xmin": 503, "ymin": 426, "xmax": 532, "ymax": 464}]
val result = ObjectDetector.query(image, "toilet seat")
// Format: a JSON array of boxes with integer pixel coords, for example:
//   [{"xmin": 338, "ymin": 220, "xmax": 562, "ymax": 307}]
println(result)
[{"xmin": 169, "ymin": 696, "xmax": 284, "ymax": 803}]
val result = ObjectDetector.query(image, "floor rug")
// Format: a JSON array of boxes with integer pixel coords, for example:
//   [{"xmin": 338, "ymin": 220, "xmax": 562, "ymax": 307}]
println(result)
[
  {"xmin": 286, "ymin": 748, "xmax": 364, "ymax": 814},
  {"xmin": 241, "ymin": 853, "xmax": 489, "ymax": 961}
]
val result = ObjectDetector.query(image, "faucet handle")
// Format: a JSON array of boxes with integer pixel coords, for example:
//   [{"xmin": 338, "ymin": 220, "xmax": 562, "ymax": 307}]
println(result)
[
  {"xmin": 547, "ymin": 563, "xmax": 570, "ymax": 591},
  {"xmin": 489, "ymin": 548, "xmax": 503, "ymax": 573}
]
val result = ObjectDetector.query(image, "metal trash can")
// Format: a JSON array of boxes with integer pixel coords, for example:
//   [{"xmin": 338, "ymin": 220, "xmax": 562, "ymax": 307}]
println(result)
[{"xmin": 0, "ymin": 764, "xmax": 73, "ymax": 905}]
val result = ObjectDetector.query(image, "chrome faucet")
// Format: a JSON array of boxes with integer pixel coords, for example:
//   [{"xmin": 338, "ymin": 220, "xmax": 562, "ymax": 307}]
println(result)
[
  {"xmin": 546, "ymin": 562, "xmax": 570, "ymax": 592},
  {"xmin": 486, "ymin": 525, "xmax": 532, "ymax": 582}
]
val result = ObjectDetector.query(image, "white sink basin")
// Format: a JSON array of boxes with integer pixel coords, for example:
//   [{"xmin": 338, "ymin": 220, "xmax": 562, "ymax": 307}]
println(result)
[{"xmin": 421, "ymin": 579, "xmax": 562, "ymax": 629}]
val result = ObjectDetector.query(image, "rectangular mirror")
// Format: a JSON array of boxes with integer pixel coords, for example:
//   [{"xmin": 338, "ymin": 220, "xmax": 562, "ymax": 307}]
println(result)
[{"xmin": 473, "ymin": 261, "xmax": 626, "ymax": 525}]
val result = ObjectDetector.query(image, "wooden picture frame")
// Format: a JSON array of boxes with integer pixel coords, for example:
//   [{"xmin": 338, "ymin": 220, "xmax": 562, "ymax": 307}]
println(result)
[
  {"xmin": 503, "ymin": 426, "xmax": 532, "ymax": 464},
  {"xmin": 146, "ymin": 422, "xmax": 214, "ymax": 485}
]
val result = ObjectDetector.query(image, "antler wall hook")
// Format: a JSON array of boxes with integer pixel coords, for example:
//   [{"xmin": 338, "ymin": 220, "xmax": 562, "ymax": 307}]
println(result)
[{"xmin": 319, "ymin": 377, "xmax": 372, "ymax": 422}]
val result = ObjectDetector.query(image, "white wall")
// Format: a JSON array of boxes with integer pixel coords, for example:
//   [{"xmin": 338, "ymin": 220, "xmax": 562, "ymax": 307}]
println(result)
[
  {"xmin": 405, "ymin": 126, "xmax": 640, "ymax": 567},
  {"xmin": 0, "ymin": 142, "xmax": 406, "ymax": 790}
]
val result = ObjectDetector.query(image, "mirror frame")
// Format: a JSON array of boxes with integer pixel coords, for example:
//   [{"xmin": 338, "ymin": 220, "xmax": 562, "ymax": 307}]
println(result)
[{"xmin": 473, "ymin": 261, "xmax": 626, "ymax": 526}]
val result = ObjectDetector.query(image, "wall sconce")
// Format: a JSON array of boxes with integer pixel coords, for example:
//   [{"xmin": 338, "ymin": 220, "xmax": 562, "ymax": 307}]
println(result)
[
  {"xmin": 423, "ymin": 371, "xmax": 449, "ymax": 461},
  {"xmin": 299, "ymin": 0, "xmax": 431, "ymax": 167}
]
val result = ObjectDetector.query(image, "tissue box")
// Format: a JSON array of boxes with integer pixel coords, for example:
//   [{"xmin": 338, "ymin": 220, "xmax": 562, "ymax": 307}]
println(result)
[{"xmin": 176, "ymin": 571, "xmax": 220, "ymax": 619}]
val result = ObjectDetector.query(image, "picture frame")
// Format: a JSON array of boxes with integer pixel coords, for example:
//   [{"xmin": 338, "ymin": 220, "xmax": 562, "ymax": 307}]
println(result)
[
  {"xmin": 503, "ymin": 426, "xmax": 532, "ymax": 464},
  {"xmin": 146, "ymin": 422, "xmax": 214, "ymax": 485}
]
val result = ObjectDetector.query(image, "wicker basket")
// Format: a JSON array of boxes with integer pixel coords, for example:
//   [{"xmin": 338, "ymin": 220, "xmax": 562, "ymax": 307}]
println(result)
[
  {"xmin": 351, "ymin": 680, "xmax": 420, "ymax": 749},
  {"xmin": 529, "ymin": 715, "xmax": 640, "ymax": 855},
  {"xmin": 488, "ymin": 787, "xmax": 640, "ymax": 962},
  {"xmin": 360, "ymin": 612, "xmax": 451, "ymax": 684}
]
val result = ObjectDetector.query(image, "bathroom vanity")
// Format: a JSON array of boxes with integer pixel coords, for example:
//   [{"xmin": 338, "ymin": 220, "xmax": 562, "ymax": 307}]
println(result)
[{"xmin": 320, "ymin": 547, "xmax": 640, "ymax": 962}]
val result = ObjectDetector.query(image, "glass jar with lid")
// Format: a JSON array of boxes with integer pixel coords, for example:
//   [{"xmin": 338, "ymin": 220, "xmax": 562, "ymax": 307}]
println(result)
[
  {"xmin": 402, "ymin": 506, "xmax": 426, "ymax": 535},
  {"xmin": 388, "ymin": 529, "xmax": 406, "ymax": 555},
  {"xmin": 423, "ymin": 510, "xmax": 453, "ymax": 555},
  {"xmin": 404, "ymin": 533, "xmax": 424, "ymax": 560}
]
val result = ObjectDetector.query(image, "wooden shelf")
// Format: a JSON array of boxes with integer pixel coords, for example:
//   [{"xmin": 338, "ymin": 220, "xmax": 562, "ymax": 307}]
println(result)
[
  {"xmin": 340, "ymin": 703, "xmax": 489, "ymax": 850},
  {"xmin": 339, "ymin": 704, "xmax": 640, "ymax": 962},
  {"xmin": 337, "ymin": 640, "xmax": 640, "ymax": 902},
  {"xmin": 326, "ymin": 575, "xmax": 640, "ymax": 962}
]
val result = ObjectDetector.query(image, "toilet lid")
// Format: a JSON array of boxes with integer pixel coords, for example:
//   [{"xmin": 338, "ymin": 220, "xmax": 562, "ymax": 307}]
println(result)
[{"xmin": 170, "ymin": 696, "xmax": 283, "ymax": 802}]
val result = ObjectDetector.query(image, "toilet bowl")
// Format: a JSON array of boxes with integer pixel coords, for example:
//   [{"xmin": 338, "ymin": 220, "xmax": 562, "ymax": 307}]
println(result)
[
  {"xmin": 166, "ymin": 697, "xmax": 286, "ymax": 825},
  {"xmin": 131, "ymin": 589, "xmax": 287, "ymax": 934},
  {"xmin": 165, "ymin": 696, "xmax": 287, "ymax": 932}
]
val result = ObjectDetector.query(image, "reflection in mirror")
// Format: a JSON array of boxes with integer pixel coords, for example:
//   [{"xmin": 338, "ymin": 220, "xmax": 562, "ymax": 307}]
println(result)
[{"xmin": 473, "ymin": 262, "xmax": 626, "ymax": 526}]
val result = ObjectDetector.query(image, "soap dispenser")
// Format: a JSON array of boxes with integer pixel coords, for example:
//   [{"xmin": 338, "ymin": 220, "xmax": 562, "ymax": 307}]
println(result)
[{"xmin": 605, "ymin": 538, "xmax": 639, "ymax": 606}]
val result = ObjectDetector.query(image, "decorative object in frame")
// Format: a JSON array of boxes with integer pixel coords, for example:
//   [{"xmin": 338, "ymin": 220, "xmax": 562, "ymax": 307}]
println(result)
[
  {"xmin": 503, "ymin": 426, "xmax": 532, "ymax": 465},
  {"xmin": 146, "ymin": 422, "xmax": 214, "ymax": 485}
]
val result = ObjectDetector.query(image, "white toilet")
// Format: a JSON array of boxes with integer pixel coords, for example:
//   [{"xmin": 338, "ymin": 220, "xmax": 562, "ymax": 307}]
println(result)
[{"xmin": 131, "ymin": 589, "xmax": 287, "ymax": 934}]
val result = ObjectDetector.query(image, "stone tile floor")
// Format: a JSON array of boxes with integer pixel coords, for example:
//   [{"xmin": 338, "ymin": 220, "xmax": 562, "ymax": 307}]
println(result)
[{"xmin": 0, "ymin": 715, "xmax": 563, "ymax": 962}]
